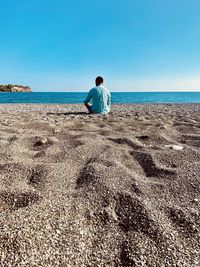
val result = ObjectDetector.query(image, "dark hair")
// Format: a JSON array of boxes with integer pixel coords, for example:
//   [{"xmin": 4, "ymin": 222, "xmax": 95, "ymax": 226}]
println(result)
[{"xmin": 95, "ymin": 76, "xmax": 104, "ymax": 86}]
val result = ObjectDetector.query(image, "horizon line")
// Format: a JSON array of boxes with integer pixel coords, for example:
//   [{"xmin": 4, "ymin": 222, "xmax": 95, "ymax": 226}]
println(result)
[{"xmin": 30, "ymin": 90, "xmax": 200, "ymax": 93}]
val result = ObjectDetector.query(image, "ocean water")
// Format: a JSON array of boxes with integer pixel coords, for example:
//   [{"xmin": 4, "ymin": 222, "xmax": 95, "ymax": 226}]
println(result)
[{"xmin": 0, "ymin": 92, "xmax": 200, "ymax": 104}]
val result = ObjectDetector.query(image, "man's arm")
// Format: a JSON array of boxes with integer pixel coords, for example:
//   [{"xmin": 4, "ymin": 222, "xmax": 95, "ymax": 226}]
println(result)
[
  {"xmin": 107, "ymin": 92, "xmax": 111, "ymax": 108},
  {"xmin": 84, "ymin": 89, "xmax": 92, "ymax": 105},
  {"xmin": 84, "ymin": 89, "xmax": 93, "ymax": 112}
]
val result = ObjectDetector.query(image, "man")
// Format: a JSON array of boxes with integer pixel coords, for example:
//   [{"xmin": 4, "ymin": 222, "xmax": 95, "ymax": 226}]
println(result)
[{"xmin": 84, "ymin": 76, "xmax": 111, "ymax": 114}]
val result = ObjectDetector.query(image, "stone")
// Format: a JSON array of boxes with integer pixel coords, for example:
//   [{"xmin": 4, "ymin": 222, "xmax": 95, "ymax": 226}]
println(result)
[
  {"xmin": 165, "ymin": 144, "xmax": 183, "ymax": 150},
  {"xmin": 53, "ymin": 128, "xmax": 61, "ymax": 133},
  {"xmin": 34, "ymin": 137, "xmax": 48, "ymax": 146},
  {"xmin": 48, "ymin": 137, "xmax": 59, "ymax": 143}
]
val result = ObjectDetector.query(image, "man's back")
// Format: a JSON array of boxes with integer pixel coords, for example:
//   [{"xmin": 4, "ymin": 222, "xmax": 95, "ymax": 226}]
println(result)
[{"xmin": 84, "ymin": 86, "xmax": 111, "ymax": 114}]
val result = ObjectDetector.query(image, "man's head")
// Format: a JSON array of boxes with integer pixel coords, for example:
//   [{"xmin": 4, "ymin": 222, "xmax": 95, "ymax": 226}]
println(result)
[{"xmin": 95, "ymin": 76, "xmax": 104, "ymax": 86}]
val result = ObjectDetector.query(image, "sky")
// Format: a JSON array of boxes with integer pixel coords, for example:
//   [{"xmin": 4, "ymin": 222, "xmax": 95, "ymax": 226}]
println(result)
[{"xmin": 0, "ymin": 0, "xmax": 200, "ymax": 92}]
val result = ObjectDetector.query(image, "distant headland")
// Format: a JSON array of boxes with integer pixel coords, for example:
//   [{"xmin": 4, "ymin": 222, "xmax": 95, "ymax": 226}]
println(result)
[{"xmin": 0, "ymin": 84, "xmax": 31, "ymax": 92}]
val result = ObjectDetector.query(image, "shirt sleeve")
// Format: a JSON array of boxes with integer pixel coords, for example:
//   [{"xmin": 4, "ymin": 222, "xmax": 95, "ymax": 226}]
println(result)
[
  {"xmin": 107, "ymin": 92, "xmax": 111, "ymax": 107},
  {"xmin": 84, "ymin": 89, "xmax": 93, "ymax": 104}
]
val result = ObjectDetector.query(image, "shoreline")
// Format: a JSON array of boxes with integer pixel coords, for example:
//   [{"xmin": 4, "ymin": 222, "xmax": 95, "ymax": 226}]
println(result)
[{"xmin": 0, "ymin": 102, "xmax": 200, "ymax": 111}]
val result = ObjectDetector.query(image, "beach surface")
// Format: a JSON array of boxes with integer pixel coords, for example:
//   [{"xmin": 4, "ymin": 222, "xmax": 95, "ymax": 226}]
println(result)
[{"xmin": 0, "ymin": 104, "xmax": 200, "ymax": 267}]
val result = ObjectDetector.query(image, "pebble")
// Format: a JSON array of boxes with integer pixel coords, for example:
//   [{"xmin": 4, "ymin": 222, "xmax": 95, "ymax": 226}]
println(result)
[
  {"xmin": 53, "ymin": 128, "xmax": 61, "ymax": 133},
  {"xmin": 48, "ymin": 137, "xmax": 59, "ymax": 143},
  {"xmin": 34, "ymin": 137, "xmax": 48, "ymax": 146},
  {"xmin": 165, "ymin": 144, "xmax": 184, "ymax": 150}
]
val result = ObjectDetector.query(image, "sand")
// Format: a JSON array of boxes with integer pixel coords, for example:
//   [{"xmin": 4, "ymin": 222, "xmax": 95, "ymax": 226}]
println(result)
[{"xmin": 0, "ymin": 104, "xmax": 199, "ymax": 267}]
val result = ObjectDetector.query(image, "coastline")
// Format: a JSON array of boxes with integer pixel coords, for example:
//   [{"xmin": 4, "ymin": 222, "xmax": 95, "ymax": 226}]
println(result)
[
  {"xmin": 0, "ymin": 102, "xmax": 200, "ymax": 111},
  {"xmin": 0, "ymin": 104, "xmax": 200, "ymax": 266}
]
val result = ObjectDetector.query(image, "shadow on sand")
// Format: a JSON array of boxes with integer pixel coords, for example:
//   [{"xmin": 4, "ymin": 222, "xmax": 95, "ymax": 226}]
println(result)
[
  {"xmin": 47, "ymin": 112, "xmax": 88, "ymax": 116},
  {"xmin": 47, "ymin": 112, "xmax": 111, "ymax": 117}
]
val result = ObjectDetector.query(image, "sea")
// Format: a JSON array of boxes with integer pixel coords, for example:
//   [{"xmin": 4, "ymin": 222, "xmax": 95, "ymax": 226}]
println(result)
[{"xmin": 0, "ymin": 92, "xmax": 200, "ymax": 104}]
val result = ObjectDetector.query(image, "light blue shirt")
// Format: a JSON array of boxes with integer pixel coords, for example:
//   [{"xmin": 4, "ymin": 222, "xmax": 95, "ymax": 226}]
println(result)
[{"xmin": 84, "ymin": 86, "xmax": 111, "ymax": 114}]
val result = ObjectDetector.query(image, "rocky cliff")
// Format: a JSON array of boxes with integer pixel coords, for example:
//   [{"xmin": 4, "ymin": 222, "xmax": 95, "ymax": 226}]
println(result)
[{"xmin": 0, "ymin": 84, "xmax": 32, "ymax": 92}]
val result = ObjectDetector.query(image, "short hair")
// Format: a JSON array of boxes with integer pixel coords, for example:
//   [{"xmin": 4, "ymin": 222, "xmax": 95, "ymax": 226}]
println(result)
[{"xmin": 95, "ymin": 76, "xmax": 104, "ymax": 85}]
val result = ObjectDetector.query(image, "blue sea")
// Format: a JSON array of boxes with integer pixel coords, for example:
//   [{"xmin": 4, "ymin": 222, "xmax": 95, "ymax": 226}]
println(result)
[{"xmin": 0, "ymin": 92, "xmax": 200, "ymax": 104}]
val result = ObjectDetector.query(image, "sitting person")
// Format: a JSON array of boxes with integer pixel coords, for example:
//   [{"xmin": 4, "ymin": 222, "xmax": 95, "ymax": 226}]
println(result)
[{"xmin": 84, "ymin": 76, "xmax": 111, "ymax": 114}]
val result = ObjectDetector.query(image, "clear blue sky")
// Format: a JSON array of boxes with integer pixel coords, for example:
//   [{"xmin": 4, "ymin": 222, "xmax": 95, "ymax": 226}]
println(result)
[{"xmin": 0, "ymin": 0, "xmax": 200, "ymax": 91}]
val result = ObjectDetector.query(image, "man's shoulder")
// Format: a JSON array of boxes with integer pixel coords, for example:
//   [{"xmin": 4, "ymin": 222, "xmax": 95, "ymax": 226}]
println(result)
[
  {"xmin": 99, "ymin": 86, "xmax": 110, "ymax": 92},
  {"xmin": 88, "ymin": 87, "xmax": 95, "ymax": 94},
  {"xmin": 90, "ymin": 86, "xmax": 110, "ymax": 94},
  {"xmin": 90, "ymin": 86, "xmax": 102, "ymax": 93}
]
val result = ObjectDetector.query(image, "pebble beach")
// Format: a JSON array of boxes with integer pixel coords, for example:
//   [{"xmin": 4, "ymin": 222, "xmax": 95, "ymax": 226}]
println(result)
[{"xmin": 0, "ymin": 104, "xmax": 200, "ymax": 267}]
